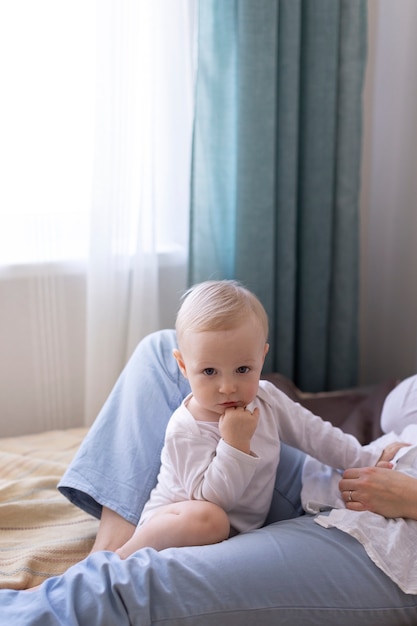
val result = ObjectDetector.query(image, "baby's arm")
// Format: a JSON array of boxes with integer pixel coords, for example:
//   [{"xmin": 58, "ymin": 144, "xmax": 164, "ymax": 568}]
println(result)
[
  {"xmin": 219, "ymin": 406, "xmax": 259, "ymax": 455},
  {"xmin": 375, "ymin": 441, "xmax": 411, "ymax": 467}
]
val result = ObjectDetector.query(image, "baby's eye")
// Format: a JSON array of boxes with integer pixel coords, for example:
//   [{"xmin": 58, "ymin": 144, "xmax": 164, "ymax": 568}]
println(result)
[
  {"xmin": 203, "ymin": 368, "xmax": 216, "ymax": 376},
  {"xmin": 236, "ymin": 366, "xmax": 250, "ymax": 374}
]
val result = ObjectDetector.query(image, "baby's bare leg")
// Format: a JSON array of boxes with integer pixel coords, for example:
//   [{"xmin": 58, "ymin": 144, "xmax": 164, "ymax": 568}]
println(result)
[{"xmin": 116, "ymin": 501, "xmax": 229, "ymax": 559}]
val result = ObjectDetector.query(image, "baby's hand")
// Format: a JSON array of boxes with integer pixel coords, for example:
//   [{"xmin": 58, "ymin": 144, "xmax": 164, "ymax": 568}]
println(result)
[
  {"xmin": 376, "ymin": 442, "xmax": 411, "ymax": 467},
  {"xmin": 219, "ymin": 406, "xmax": 259, "ymax": 455}
]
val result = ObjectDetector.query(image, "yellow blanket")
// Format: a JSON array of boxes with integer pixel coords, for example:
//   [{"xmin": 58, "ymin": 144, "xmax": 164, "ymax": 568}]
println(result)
[{"xmin": 0, "ymin": 428, "xmax": 99, "ymax": 589}]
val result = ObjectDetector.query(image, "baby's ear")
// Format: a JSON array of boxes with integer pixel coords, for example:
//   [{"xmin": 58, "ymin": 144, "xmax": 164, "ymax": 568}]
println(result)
[{"xmin": 172, "ymin": 349, "xmax": 187, "ymax": 378}]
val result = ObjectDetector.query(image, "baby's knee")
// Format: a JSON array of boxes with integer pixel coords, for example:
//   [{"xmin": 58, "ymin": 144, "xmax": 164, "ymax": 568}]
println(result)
[{"xmin": 199, "ymin": 502, "xmax": 230, "ymax": 542}]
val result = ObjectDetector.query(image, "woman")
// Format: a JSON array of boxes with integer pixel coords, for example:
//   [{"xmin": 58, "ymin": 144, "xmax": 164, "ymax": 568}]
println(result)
[{"xmin": 2, "ymin": 331, "xmax": 417, "ymax": 625}]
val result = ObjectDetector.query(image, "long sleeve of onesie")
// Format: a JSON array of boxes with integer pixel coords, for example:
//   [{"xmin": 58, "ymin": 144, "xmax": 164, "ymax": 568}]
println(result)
[{"xmin": 258, "ymin": 381, "xmax": 381, "ymax": 469}]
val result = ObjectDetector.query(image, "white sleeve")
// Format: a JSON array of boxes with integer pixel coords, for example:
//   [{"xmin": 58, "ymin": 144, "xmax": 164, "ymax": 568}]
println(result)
[{"xmin": 263, "ymin": 383, "xmax": 381, "ymax": 469}]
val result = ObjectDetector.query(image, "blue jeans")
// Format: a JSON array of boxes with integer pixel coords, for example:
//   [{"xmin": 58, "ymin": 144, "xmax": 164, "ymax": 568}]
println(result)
[{"xmin": 1, "ymin": 330, "xmax": 416, "ymax": 625}]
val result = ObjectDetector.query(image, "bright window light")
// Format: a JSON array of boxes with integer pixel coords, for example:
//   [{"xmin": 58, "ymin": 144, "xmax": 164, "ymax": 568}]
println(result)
[{"xmin": 0, "ymin": 1, "xmax": 95, "ymax": 265}]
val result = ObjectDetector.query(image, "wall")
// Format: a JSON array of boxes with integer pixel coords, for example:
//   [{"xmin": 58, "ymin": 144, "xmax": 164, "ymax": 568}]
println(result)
[
  {"xmin": 0, "ymin": 267, "xmax": 85, "ymax": 436},
  {"xmin": 359, "ymin": 0, "xmax": 417, "ymax": 385},
  {"xmin": 0, "ymin": 256, "xmax": 186, "ymax": 437}
]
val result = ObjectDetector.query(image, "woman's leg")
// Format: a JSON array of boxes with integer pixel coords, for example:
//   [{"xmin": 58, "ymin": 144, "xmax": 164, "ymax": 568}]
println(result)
[
  {"xmin": 91, "ymin": 506, "xmax": 136, "ymax": 552},
  {"xmin": 264, "ymin": 443, "xmax": 305, "ymax": 524},
  {"xmin": 59, "ymin": 329, "xmax": 191, "ymax": 525},
  {"xmin": 2, "ymin": 517, "xmax": 417, "ymax": 626}
]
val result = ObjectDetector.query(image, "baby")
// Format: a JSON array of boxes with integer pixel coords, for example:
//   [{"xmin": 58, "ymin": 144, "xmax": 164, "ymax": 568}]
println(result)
[{"xmin": 116, "ymin": 280, "xmax": 400, "ymax": 559}]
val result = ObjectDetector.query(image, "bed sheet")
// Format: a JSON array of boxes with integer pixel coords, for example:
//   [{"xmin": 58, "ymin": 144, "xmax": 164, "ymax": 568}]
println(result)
[{"xmin": 0, "ymin": 427, "xmax": 98, "ymax": 589}]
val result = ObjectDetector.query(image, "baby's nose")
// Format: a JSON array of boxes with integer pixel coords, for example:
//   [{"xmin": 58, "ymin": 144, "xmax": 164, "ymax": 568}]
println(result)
[{"xmin": 219, "ymin": 378, "xmax": 237, "ymax": 394}]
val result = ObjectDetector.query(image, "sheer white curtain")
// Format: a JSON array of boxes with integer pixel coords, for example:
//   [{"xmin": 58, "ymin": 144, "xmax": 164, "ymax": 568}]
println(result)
[
  {"xmin": 85, "ymin": 0, "xmax": 197, "ymax": 423},
  {"xmin": 0, "ymin": 1, "xmax": 196, "ymax": 435}
]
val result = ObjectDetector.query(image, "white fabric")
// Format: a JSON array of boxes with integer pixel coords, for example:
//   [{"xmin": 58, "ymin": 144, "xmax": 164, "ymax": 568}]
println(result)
[
  {"xmin": 140, "ymin": 380, "xmax": 380, "ymax": 533},
  {"xmin": 381, "ymin": 375, "xmax": 417, "ymax": 434},
  {"xmin": 303, "ymin": 424, "xmax": 417, "ymax": 594},
  {"xmin": 85, "ymin": 0, "xmax": 196, "ymax": 424}
]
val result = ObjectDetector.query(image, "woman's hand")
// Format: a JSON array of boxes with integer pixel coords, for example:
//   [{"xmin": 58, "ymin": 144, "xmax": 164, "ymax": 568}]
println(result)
[{"xmin": 339, "ymin": 466, "xmax": 417, "ymax": 519}]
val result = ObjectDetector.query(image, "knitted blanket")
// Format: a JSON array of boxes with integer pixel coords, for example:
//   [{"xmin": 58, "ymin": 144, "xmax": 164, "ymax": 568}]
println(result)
[{"xmin": 0, "ymin": 428, "xmax": 98, "ymax": 589}]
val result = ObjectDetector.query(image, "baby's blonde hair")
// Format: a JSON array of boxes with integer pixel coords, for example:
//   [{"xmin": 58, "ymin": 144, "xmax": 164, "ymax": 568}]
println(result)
[{"xmin": 175, "ymin": 280, "xmax": 268, "ymax": 346}]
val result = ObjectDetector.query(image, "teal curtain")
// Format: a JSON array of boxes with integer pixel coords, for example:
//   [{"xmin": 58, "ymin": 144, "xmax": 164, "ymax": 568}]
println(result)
[{"xmin": 189, "ymin": 0, "xmax": 367, "ymax": 392}]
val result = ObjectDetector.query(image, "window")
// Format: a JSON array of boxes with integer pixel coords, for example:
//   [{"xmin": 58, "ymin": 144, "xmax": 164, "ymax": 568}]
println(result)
[
  {"xmin": 0, "ymin": 1, "xmax": 95, "ymax": 265},
  {"xmin": 0, "ymin": 1, "xmax": 195, "ymax": 270}
]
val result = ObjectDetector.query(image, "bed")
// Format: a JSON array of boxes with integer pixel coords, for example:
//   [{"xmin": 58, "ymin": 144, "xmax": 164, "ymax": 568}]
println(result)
[
  {"xmin": 0, "ymin": 428, "xmax": 98, "ymax": 589},
  {"xmin": 0, "ymin": 375, "xmax": 397, "ymax": 590}
]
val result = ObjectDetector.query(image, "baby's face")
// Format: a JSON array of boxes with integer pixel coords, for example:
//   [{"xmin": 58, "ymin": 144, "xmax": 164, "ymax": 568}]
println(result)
[{"xmin": 176, "ymin": 318, "xmax": 268, "ymax": 421}]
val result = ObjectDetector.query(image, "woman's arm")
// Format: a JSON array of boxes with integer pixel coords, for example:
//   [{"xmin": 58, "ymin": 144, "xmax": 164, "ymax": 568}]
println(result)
[{"xmin": 339, "ymin": 466, "xmax": 417, "ymax": 519}]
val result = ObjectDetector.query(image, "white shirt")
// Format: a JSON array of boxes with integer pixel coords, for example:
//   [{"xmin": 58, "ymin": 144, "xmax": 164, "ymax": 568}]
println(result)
[
  {"xmin": 139, "ymin": 380, "xmax": 379, "ymax": 533},
  {"xmin": 303, "ymin": 424, "xmax": 417, "ymax": 594}
]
